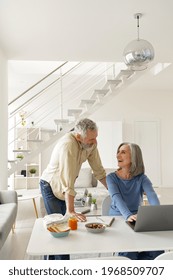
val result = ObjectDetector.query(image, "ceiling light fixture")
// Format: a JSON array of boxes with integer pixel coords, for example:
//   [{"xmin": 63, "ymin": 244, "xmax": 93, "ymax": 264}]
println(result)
[{"xmin": 123, "ymin": 13, "xmax": 154, "ymax": 71}]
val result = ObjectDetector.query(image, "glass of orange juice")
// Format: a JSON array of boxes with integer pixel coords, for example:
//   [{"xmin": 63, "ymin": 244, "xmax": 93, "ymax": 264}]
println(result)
[{"xmin": 68, "ymin": 217, "xmax": 78, "ymax": 230}]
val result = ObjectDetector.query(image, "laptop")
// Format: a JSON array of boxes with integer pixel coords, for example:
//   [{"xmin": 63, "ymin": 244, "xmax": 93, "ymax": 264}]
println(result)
[{"xmin": 126, "ymin": 205, "xmax": 173, "ymax": 232}]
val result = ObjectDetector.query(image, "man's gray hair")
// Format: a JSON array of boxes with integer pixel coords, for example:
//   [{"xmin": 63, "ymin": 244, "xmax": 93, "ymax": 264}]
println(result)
[
  {"xmin": 74, "ymin": 118, "xmax": 98, "ymax": 138},
  {"xmin": 117, "ymin": 142, "xmax": 145, "ymax": 177}
]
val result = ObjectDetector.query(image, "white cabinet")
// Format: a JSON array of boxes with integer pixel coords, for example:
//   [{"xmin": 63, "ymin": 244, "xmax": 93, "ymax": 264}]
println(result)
[{"xmin": 13, "ymin": 127, "xmax": 41, "ymax": 190}]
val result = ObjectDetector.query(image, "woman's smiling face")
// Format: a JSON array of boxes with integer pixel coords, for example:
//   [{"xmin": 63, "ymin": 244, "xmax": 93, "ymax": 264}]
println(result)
[{"xmin": 116, "ymin": 144, "xmax": 131, "ymax": 169}]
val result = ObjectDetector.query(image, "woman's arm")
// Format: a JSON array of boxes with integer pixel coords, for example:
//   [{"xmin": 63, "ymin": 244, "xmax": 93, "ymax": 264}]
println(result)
[
  {"xmin": 142, "ymin": 175, "xmax": 160, "ymax": 205},
  {"xmin": 106, "ymin": 174, "xmax": 132, "ymax": 219}
]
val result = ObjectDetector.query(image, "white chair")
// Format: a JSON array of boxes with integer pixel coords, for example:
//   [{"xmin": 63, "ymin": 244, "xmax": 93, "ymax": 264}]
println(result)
[
  {"xmin": 89, "ymin": 256, "xmax": 130, "ymax": 260},
  {"xmin": 99, "ymin": 195, "xmax": 112, "ymax": 258},
  {"xmin": 101, "ymin": 195, "xmax": 111, "ymax": 215},
  {"xmin": 155, "ymin": 251, "xmax": 173, "ymax": 260}
]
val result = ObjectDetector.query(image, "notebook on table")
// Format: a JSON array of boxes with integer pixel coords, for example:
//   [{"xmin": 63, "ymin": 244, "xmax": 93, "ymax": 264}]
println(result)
[{"xmin": 126, "ymin": 205, "xmax": 173, "ymax": 232}]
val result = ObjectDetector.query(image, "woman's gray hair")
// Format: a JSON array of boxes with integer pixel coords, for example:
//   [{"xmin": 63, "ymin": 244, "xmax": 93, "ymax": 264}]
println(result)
[
  {"xmin": 74, "ymin": 118, "xmax": 98, "ymax": 138},
  {"xmin": 117, "ymin": 142, "xmax": 145, "ymax": 177}
]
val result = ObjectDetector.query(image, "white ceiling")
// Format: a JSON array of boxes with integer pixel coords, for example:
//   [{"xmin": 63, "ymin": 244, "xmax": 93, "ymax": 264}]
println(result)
[{"xmin": 1, "ymin": 0, "xmax": 173, "ymax": 95}]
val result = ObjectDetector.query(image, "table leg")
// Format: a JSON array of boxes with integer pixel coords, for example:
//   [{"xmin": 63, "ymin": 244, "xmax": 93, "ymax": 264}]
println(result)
[{"xmin": 32, "ymin": 198, "xmax": 38, "ymax": 218}]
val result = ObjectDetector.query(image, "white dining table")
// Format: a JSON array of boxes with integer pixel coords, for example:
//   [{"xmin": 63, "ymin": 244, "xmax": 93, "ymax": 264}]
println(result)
[{"xmin": 26, "ymin": 216, "xmax": 173, "ymax": 257}]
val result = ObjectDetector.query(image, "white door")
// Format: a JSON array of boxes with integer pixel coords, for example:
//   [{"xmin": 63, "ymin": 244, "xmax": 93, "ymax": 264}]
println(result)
[{"xmin": 134, "ymin": 120, "xmax": 161, "ymax": 186}]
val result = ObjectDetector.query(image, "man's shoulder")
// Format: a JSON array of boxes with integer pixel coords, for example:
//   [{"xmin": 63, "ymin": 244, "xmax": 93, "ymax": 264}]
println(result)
[
  {"xmin": 56, "ymin": 132, "xmax": 78, "ymax": 150},
  {"xmin": 59, "ymin": 132, "xmax": 76, "ymax": 143}
]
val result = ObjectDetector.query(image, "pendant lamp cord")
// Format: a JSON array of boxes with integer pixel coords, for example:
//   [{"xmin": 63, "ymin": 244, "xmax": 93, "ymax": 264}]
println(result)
[{"xmin": 137, "ymin": 14, "xmax": 140, "ymax": 41}]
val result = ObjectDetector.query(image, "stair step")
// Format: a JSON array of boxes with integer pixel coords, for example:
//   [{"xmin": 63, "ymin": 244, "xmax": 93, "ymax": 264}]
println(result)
[
  {"xmin": 79, "ymin": 99, "xmax": 96, "ymax": 108},
  {"xmin": 54, "ymin": 119, "xmax": 70, "ymax": 132},
  {"xmin": 54, "ymin": 119, "xmax": 69, "ymax": 125},
  {"xmin": 90, "ymin": 89, "xmax": 109, "ymax": 100},
  {"xmin": 118, "ymin": 69, "xmax": 135, "ymax": 79},
  {"xmin": 68, "ymin": 109, "xmax": 83, "ymax": 117},
  {"xmin": 107, "ymin": 79, "xmax": 122, "ymax": 86},
  {"xmin": 40, "ymin": 128, "xmax": 56, "ymax": 133},
  {"xmin": 13, "ymin": 149, "xmax": 31, "ymax": 153},
  {"xmin": 27, "ymin": 139, "xmax": 43, "ymax": 143}
]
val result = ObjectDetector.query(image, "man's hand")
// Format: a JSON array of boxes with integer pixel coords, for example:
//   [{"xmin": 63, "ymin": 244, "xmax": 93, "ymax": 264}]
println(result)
[
  {"xmin": 65, "ymin": 193, "xmax": 87, "ymax": 221},
  {"xmin": 69, "ymin": 211, "xmax": 87, "ymax": 222}
]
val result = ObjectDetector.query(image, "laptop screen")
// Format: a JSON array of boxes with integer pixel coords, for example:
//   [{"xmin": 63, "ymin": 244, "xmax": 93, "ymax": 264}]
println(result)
[{"xmin": 126, "ymin": 205, "xmax": 173, "ymax": 232}]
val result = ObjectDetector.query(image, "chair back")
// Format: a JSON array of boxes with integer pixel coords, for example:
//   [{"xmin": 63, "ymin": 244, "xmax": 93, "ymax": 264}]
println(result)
[
  {"xmin": 155, "ymin": 251, "xmax": 173, "ymax": 260},
  {"xmin": 101, "ymin": 195, "xmax": 111, "ymax": 215}
]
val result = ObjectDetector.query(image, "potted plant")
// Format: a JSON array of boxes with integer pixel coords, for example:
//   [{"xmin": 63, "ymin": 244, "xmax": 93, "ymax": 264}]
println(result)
[
  {"xmin": 16, "ymin": 154, "xmax": 24, "ymax": 161},
  {"xmin": 85, "ymin": 193, "xmax": 92, "ymax": 206},
  {"xmin": 90, "ymin": 198, "xmax": 97, "ymax": 210},
  {"xmin": 29, "ymin": 168, "xmax": 37, "ymax": 177}
]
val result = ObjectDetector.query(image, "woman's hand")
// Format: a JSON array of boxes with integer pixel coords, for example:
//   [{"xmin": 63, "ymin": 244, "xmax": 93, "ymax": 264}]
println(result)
[{"xmin": 127, "ymin": 214, "xmax": 137, "ymax": 222}]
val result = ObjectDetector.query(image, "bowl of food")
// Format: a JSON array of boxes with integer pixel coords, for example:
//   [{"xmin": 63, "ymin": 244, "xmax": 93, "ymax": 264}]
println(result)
[
  {"xmin": 85, "ymin": 222, "xmax": 106, "ymax": 233},
  {"xmin": 47, "ymin": 223, "xmax": 71, "ymax": 238}
]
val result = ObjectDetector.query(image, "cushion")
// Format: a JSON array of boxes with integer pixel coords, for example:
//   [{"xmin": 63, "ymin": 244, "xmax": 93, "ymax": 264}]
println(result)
[{"xmin": 75, "ymin": 168, "xmax": 97, "ymax": 188}]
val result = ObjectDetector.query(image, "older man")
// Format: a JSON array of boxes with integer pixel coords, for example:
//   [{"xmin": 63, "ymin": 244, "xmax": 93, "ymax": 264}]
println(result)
[{"xmin": 40, "ymin": 118, "xmax": 107, "ymax": 259}]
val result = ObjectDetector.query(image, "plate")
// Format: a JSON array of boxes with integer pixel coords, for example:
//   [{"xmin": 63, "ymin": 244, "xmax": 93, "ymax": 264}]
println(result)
[
  {"xmin": 85, "ymin": 222, "xmax": 106, "ymax": 233},
  {"xmin": 47, "ymin": 223, "xmax": 71, "ymax": 238},
  {"xmin": 49, "ymin": 230, "xmax": 70, "ymax": 238}
]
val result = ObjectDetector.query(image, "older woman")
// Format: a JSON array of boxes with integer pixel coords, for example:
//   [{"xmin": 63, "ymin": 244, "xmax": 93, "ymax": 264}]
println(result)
[{"xmin": 106, "ymin": 142, "xmax": 164, "ymax": 260}]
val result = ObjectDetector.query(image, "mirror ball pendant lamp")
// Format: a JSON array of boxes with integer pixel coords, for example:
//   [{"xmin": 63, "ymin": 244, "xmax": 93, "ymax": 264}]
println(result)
[{"xmin": 123, "ymin": 13, "xmax": 154, "ymax": 71}]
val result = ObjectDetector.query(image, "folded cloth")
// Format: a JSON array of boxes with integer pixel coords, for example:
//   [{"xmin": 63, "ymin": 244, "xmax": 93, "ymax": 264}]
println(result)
[{"xmin": 43, "ymin": 213, "xmax": 69, "ymax": 227}]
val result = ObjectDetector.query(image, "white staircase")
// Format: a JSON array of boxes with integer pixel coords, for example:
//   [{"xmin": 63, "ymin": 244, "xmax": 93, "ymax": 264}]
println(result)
[{"xmin": 8, "ymin": 61, "xmax": 152, "ymax": 179}]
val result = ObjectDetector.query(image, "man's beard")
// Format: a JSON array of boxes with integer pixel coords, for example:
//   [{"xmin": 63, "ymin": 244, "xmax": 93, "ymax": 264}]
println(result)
[{"xmin": 81, "ymin": 143, "xmax": 94, "ymax": 150}]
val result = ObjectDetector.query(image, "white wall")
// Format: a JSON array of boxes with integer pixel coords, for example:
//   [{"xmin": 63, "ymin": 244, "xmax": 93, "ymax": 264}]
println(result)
[
  {"xmin": 92, "ymin": 88, "xmax": 173, "ymax": 187},
  {"xmin": 97, "ymin": 121, "xmax": 123, "ymax": 168},
  {"xmin": 0, "ymin": 49, "xmax": 8, "ymax": 190}
]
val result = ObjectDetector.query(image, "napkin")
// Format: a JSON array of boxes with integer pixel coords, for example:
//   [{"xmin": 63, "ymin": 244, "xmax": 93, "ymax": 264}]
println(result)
[{"xmin": 43, "ymin": 213, "xmax": 69, "ymax": 228}]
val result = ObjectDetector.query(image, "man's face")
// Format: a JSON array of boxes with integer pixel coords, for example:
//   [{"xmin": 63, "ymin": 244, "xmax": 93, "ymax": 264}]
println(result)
[{"xmin": 77, "ymin": 129, "xmax": 98, "ymax": 149}]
